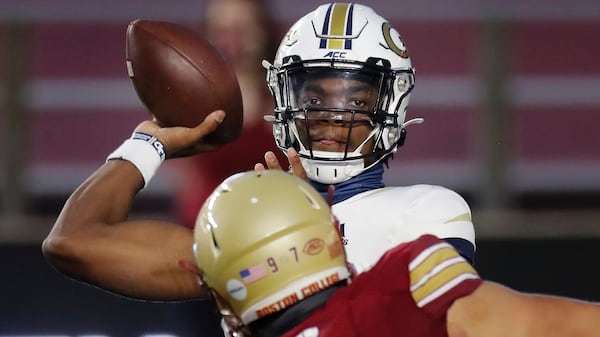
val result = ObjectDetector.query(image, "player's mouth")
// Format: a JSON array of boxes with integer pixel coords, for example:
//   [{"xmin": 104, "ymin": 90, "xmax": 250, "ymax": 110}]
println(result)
[{"xmin": 311, "ymin": 138, "xmax": 348, "ymax": 152}]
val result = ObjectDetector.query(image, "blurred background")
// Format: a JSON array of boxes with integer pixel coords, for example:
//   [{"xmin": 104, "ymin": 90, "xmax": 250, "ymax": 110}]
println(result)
[{"xmin": 1, "ymin": 0, "xmax": 599, "ymax": 336}]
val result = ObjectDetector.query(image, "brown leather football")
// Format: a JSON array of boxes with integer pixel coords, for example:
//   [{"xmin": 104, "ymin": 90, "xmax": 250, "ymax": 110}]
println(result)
[{"xmin": 126, "ymin": 19, "xmax": 243, "ymax": 145}]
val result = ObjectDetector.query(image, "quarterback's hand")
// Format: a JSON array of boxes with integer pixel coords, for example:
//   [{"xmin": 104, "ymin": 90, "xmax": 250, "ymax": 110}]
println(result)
[
  {"xmin": 254, "ymin": 148, "xmax": 307, "ymax": 180},
  {"xmin": 134, "ymin": 110, "xmax": 225, "ymax": 159}
]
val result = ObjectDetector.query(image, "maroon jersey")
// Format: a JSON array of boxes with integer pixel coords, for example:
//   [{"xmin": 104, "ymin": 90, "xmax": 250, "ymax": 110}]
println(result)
[{"xmin": 281, "ymin": 235, "xmax": 482, "ymax": 337}]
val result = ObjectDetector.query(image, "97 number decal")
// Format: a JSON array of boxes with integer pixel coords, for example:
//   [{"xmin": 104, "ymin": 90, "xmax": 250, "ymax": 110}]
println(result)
[{"xmin": 266, "ymin": 246, "xmax": 298, "ymax": 273}]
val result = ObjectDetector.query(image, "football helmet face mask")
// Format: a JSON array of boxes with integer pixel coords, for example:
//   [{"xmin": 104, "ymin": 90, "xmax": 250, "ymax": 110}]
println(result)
[
  {"xmin": 193, "ymin": 171, "xmax": 350, "ymax": 335},
  {"xmin": 264, "ymin": 3, "xmax": 423, "ymax": 184}
]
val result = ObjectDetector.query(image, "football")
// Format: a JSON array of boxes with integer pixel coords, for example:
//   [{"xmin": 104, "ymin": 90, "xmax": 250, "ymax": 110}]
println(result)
[{"xmin": 125, "ymin": 19, "xmax": 243, "ymax": 145}]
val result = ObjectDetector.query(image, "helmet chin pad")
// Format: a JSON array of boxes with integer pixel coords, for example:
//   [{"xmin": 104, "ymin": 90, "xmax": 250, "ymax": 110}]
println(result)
[{"xmin": 299, "ymin": 155, "xmax": 366, "ymax": 184}]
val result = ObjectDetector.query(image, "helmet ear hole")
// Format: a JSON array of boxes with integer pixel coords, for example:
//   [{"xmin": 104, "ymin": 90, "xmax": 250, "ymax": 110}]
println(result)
[
  {"xmin": 381, "ymin": 127, "xmax": 406, "ymax": 149},
  {"xmin": 381, "ymin": 127, "xmax": 397, "ymax": 149}
]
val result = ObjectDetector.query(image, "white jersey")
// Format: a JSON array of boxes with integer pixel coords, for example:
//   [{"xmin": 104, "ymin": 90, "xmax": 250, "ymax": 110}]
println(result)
[{"xmin": 332, "ymin": 184, "xmax": 475, "ymax": 273}]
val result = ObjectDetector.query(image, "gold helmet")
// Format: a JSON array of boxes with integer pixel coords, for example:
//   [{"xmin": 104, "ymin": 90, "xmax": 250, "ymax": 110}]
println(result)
[{"xmin": 194, "ymin": 170, "xmax": 350, "ymax": 330}]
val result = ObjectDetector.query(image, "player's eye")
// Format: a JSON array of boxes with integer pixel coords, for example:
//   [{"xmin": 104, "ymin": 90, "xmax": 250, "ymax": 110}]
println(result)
[
  {"xmin": 302, "ymin": 97, "xmax": 322, "ymax": 108},
  {"xmin": 352, "ymin": 99, "xmax": 367, "ymax": 108}
]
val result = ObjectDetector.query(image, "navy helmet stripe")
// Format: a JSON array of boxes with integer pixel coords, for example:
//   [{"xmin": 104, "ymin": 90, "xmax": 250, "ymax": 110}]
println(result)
[
  {"xmin": 344, "ymin": 3, "xmax": 354, "ymax": 49},
  {"xmin": 320, "ymin": 3, "xmax": 334, "ymax": 49}
]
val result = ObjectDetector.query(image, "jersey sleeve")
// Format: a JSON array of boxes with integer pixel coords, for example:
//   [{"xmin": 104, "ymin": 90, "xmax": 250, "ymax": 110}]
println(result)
[
  {"xmin": 405, "ymin": 185, "xmax": 476, "ymax": 264},
  {"xmin": 408, "ymin": 234, "xmax": 482, "ymax": 319}
]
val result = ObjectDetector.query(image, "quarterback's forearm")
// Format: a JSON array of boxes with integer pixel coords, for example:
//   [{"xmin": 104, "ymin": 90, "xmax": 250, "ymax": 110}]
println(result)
[
  {"xmin": 42, "ymin": 115, "xmax": 227, "ymax": 300},
  {"xmin": 42, "ymin": 160, "xmax": 206, "ymax": 300},
  {"xmin": 42, "ymin": 160, "xmax": 144, "ymax": 283},
  {"xmin": 44, "ymin": 159, "xmax": 142, "ymax": 241}
]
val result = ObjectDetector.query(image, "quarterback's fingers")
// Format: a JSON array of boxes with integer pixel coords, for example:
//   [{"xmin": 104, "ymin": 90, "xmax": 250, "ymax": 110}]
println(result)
[
  {"xmin": 147, "ymin": 110, "xmax": 225, "ymax": 158},
  {"xmin": 287, "ymin": 148, "xmax": 307, "ymax": 180},
  {"xmin": 169, "ymin": 111, "xmax": 225, "ymax": 157},
  {"xmin": 264, "ymin": 151, "xmax": 284, "ymax": 170},
  {"xmin": 254, "ymin": 163, "xmax": 266, "ymax": 171},
  {"xmin": 187, "ymin": 110, "xmax": 225, "ymax": 139}
]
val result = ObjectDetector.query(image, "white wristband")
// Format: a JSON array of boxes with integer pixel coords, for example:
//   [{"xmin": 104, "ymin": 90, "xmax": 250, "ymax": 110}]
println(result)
[{"xmin": 106, "ymin": 132, "xmax": 168, "ymax": 188}]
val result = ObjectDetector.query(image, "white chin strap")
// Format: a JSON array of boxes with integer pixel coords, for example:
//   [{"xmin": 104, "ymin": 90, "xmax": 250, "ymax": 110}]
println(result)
[{"xmin": 299, "ymin": 151, "xmax": 366, "ymax": 184}]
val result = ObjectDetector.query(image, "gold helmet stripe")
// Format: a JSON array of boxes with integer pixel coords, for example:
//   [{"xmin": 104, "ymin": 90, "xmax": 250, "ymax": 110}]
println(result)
[{"xmin": 319, "ymin": 3, "xmax": 354, "ymax": 50}]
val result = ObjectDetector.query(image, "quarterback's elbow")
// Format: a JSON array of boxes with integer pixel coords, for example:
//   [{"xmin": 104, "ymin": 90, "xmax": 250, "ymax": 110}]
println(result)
[{"xmin": 42, "ymin": 232, "xmax": 86, "ymax": 278}]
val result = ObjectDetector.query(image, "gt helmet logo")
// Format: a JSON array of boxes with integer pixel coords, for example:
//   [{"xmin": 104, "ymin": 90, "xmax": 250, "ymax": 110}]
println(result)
[{"xmin": 382, "ymin": 22, "xmax": 409, "ymax": 58}]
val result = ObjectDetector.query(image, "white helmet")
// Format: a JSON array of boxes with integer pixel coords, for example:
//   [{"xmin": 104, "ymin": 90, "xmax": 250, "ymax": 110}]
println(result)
[{"xmin": 264, "ymin": 3, "xmax": 423, "ymax": 184}]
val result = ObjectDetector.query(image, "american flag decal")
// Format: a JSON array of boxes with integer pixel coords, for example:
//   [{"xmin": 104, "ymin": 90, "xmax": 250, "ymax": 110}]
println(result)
[{"xmin": 240, "ymin": 263, "xmax": 267, "ymax": 284}]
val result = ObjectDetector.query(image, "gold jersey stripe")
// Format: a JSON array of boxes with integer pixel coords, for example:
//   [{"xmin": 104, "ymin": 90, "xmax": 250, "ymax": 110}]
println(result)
[
  {"xmin": 411, "ymin": 255, "xmax": 464, "ymax": 290},
  {"xmin": 327, "ymin": 3, "xmax": 350, "ymax": 49},
  {"xmin": 409, "ymin": 243, "xmax": 478, "ymax": 305},
  {"xmin": 410, "ymin": 245, "xmax": 460, "ymax": 282},
  {"xmin": 416, "ymin": 272, "xmax": 480, "ymax": 308},
  {"xmin": 444, "ymin": 212, "xmax": 472, "ymax": 224},
  {"xmin": 411, "ymin": 259, "xmax": 477, "ymax": 303}
]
